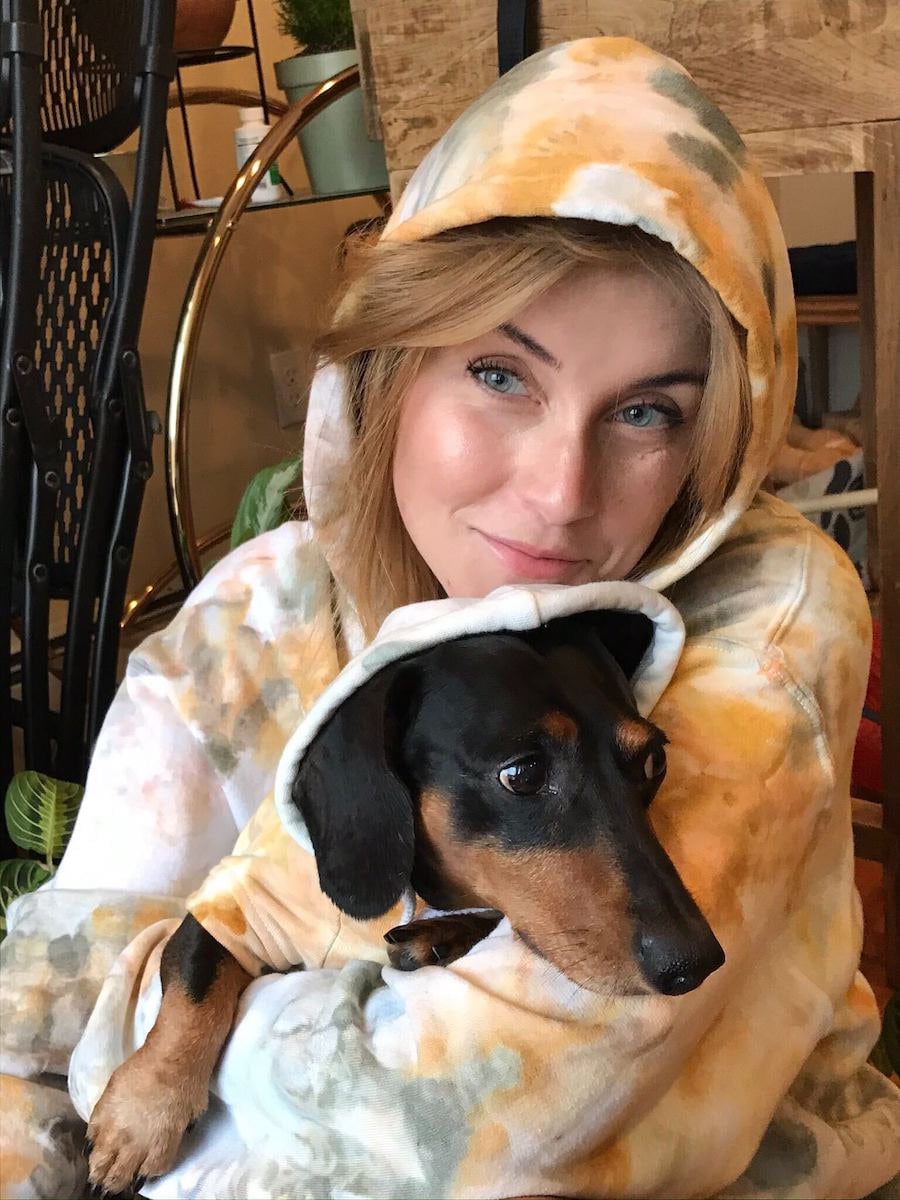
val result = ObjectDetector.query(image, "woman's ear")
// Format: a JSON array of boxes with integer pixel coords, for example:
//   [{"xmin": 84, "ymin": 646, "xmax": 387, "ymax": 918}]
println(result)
[
  {"xmin": 290, "ymin": 663, "xmax": 415, "ymax": 921},
  {"xmin": 525, "ymin": 610, "xmax": 654, "ymax": 681}
]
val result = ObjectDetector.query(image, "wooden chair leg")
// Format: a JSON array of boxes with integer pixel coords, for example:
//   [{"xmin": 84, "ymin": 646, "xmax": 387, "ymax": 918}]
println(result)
[{"xmin": 856, "ymin": 121, "xmax": 900, "ymax": 990}]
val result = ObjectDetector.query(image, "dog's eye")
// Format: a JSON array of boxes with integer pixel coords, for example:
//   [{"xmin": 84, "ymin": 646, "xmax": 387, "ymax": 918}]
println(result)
[
  {"xmin": 643, "ymin": 745, "xmax": 667, "ymax": 781},
  {"xmin": 498, "ymin": 754, "xmax": 547, "ymax": 795}
]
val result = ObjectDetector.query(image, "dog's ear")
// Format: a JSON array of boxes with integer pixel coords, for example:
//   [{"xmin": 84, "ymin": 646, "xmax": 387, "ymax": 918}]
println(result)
[
  {"xmin": 583, "ymin": 610, "xmax": 654, "ymax": 680},
  {"xmin": 525, "ymin": 610, "xmax": 654, "ymax": 681},
  {"xmin": 290, "ymin": 663, "xmax": 415, "ymax": 921}
]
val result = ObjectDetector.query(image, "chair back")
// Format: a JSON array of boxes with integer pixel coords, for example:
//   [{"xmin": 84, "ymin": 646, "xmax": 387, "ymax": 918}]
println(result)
[
  {"xmin": 1, "ymin": 0, "xmax": 43, "ymax": 830},
  {"xmin": 2, "ymin": 0, "xmax": 175, "ymax": 804}
]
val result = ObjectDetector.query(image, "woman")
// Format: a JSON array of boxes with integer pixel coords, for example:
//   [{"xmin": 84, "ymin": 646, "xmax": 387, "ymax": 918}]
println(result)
[{"xmin": 1, "ymin": 36, "xmax": 898, "ymax": 1199}]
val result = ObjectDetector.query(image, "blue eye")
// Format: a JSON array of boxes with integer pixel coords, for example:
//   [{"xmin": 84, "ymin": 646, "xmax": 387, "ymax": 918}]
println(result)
[
  {"xmin": 469, "ymin": 361, "xmax": 528, "ymax": 396},
  {"xmin": 616, "ymin": 403, "xmax": 680, "ymax": 429}
]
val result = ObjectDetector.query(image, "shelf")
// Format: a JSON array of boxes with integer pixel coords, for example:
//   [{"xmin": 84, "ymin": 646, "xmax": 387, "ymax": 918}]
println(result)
[
  {"xmin": 175, "ymin": 45, "xmax": 255, "ymax": 68},
  {"xmin": 795, "ymin": 294, "xmax": 860, "ymax": 326},
  {"xmin": 155, "ymin": 186, "xmax": 385, "ymax": 237}
]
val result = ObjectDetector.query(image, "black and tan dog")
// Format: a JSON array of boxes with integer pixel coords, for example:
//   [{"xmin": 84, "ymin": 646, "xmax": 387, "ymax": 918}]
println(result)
[{"xmin": 86, "ymin": 609, "xmax": 725, "ymax": 1194}]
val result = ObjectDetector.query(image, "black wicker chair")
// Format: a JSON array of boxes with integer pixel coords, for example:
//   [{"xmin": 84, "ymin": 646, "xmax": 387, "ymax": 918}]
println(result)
[
  {"xmin": 1, "ymin": 0, "xmax": 43, "ymax": 826},
  {"xmin": 41, "ymin": 0, "xmax": 151, "ymax": 152},
  {"xmin": 1, "ymin": 0, "xmax": 175, "ymax": 810}
]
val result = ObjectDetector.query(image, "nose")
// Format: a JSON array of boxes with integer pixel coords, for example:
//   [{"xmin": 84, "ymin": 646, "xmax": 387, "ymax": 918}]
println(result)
[
  {"xmin": 519, "ymin": 426, "xmax": 597, "ymax": 526},
  {"xmin": 602, "ymin": 786, "xmax": 726, "ymax": 996},
  {"xmin": 619, "ymin": 812, "xmax": 725, "ymax": 995},
  {"xmin": 634, "ymin": 924, "xmax": 725, "ymax": 995}
]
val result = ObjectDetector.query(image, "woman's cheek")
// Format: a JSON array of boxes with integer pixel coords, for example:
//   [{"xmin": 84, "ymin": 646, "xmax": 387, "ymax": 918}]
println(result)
[
  {"xmin": 400, "ymin": 400, "xmax": 507, "ymax": 515},
  {"xmin": 593, "ymin": 441, "xmax": 686, "ymax": 559},
  {"xmin": 616, "ymin": 442, "xmax": 684, "ymax": 506}
]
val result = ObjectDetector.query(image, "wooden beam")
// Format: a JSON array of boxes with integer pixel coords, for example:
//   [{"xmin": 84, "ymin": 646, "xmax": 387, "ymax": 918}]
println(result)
[
  {"xmin": 856, "ymin": 120, "xmax": 900, "ymax": 987},
  {"xmin": 795, "ymin": 296, "xmax": 860, "ymax": 327},
  {"xmin": 749, "ymin": 124, "xmax": 874, "ymax": 177}
]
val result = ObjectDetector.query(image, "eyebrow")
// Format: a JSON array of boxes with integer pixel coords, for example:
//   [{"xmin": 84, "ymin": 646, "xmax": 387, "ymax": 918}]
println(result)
[
  {"xmin": 498, "ymin": 322, "xmax": 562, "ymax": 368},
  {"xmin": 630, "ymin": 369, "xmax": 707, "ymax": 390},
  {"xmin": 498, "ymin": 323, "xmax": 706, "ymax": 390}
]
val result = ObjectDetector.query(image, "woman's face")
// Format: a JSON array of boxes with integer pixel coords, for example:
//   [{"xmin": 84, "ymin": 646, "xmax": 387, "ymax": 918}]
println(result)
[{"xmin": 392, "ymin": 264, "xmax": 707, "ymax": 597}]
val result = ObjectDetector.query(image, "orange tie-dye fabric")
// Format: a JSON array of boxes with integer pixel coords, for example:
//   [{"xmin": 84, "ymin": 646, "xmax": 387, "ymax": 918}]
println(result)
[{"xmin": 1, "ymin": 36, "xmax": 898, "ymax": 1199}]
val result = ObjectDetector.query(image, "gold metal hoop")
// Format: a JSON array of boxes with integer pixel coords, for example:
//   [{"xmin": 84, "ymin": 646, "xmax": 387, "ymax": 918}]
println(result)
[{"xmin": 166, "ymin": 65, "xmax": 362, "ymax": 588}]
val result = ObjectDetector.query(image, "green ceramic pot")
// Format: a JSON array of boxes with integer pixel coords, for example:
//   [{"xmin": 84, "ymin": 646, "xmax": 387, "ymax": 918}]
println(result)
[{"xmin": 274, "ymin": 49, "xmax": 389, "ymax": 196}]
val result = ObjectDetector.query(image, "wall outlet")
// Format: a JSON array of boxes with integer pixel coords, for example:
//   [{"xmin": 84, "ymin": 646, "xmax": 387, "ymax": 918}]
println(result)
[{"xmin": 269, "ymin": 346, "xmax": 311, "ymax": 431}]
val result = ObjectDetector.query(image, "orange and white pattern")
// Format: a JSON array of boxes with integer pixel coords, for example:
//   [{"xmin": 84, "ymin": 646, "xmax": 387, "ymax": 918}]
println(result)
[{"xmin": 1, "ymin": 36, "xmax": 898, "ymax": 1199}]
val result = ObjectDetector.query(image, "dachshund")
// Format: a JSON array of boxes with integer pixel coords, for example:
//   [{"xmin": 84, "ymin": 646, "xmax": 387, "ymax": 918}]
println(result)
[{"xmin": 86, "ymin": 608, "xmax": 725, "ymax": 1194}]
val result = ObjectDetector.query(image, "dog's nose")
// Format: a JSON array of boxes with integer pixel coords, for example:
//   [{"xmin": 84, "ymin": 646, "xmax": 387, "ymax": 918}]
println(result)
[{"xmin": 635, "ymin": 929, "xmax": 725, "ymax": 995}]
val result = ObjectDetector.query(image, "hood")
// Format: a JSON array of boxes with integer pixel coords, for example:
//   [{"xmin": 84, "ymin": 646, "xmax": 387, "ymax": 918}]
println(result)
[
  {"xmin": 303, "ymin": 35, "xmax": 797, "ymax": 593},
  {"xmin": 274, "ymin": 580, "xmax": 685, "ymax": 856}
]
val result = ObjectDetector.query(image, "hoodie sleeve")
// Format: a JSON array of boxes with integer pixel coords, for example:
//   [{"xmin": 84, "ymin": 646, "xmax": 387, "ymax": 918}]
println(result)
[
  {"xmin": 52, "ymin": 522, "xmax": 341, "ymax": 897},
  {"xmin": 4, "ymin": 519, "xmax": 338, "ymax": 1083},
  {"xmin": 0, "ymin": 524, "xmax": 345, "ymax": 1200}
]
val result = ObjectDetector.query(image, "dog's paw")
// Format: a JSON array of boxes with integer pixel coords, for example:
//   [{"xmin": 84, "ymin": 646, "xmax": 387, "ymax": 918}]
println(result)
[
  {"xmin": 86, "ymin": 1045, "xmax": 207, "ymax": 1196},
  {"xmin": 385, "ymin": 911, "xmax": 503, "ymax": 970}
]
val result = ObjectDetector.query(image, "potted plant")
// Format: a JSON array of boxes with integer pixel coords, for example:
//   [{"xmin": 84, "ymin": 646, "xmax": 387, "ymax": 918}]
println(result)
[
  {"xmin": 274, "ymin": 0, "xmax": 388, "ymax": 195},
  {"xmin": 1, "ymin": 772, "xmax": 83, "ymax": 939}
]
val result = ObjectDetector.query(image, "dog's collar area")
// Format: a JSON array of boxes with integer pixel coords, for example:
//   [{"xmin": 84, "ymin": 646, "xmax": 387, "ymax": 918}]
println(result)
[{"xmin": 400, "ymin": 887, "xmax": 416, "ymax": 924}]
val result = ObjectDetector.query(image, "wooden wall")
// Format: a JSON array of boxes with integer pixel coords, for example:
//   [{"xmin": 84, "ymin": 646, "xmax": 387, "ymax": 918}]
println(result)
[{"xmin": 355, "ymin": 0, "xmax": 900, "ymax": 196}]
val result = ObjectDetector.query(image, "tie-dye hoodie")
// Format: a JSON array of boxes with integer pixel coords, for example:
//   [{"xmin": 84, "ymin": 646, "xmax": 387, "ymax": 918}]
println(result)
[{"xmin": 2, "ymin": 36, "xmax": 898, "ymax": 1200}]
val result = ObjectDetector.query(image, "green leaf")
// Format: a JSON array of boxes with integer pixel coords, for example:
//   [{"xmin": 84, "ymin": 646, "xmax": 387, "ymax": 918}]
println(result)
[
  {"xmin": 4, "ymin": 771, "xmax": 83, "ymax": 861},
  {"xmin": 0, "ymin": 858, "xmax": 53, "ymax": 939},
  {"xmin": 231, "ymin": 456, "xmax": 303, "ymax": 551},
  {"xmin": 274, "ymin": 0, "xmax": 355, "ymax": 53}
]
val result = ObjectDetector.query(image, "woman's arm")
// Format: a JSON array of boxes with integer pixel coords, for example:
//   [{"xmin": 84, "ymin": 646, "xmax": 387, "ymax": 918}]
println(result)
[
  {"xmin": 54, "ymin": 521, "xmax": 338, "ymax": 896},
  {"xmin": 0, "ymin": 523, "xmax": 340, "ymax": 1199},
  {"xmin": 52, "ymin": 662, "xmax": 242, "ymax": 895}
]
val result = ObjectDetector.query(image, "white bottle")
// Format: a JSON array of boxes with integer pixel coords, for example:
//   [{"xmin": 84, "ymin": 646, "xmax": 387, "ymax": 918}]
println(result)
[{"xmin": 234, "ymin": 106, "xmax": 286, "ymax": 203}]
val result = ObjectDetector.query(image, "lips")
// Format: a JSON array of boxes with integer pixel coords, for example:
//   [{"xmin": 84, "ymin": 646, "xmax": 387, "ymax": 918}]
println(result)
[{"xmin": 475, "ymin": 530, "xmax": 587, "ymax": 582}]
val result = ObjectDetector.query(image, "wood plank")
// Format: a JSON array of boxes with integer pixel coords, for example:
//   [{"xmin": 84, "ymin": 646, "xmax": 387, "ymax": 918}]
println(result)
[
  {"xmin": 867, "ymin": 120, "xmax": 900, "ymax": 987},
  {"xmin": 795, "ymin": 296, "xmax": 860, "ymax": 327},
  {"xmin": 365, "ymin": 0, "xmax": 497, "ymax": 174},
  {"xmin": 853, "ymin": 797, "xmax": 885, "ymax": 864},
  {"xmin": 581, "ymin": 0, "xmax": 900, "ymax": 133},
  {"xmin": 350, "ymin": 0, "xmax": 384, "ymax": 141},
  {"xmin": 747, "ymin": 124, "xmax": 874, "ymax": 176},
  {"xmin": 388, "ymin": 167, "xmax": 415, "ymax": 204},
  {"xmin": 361, "ymin": 0, "xmax": 899, "ymax": 177},
  {"xmin": 537, "ymin": 0, "xmax": 673, "ymax": 46},
  {"xmin": 856, "ymin": 120, "xmax": 900, "ymax": 986}
]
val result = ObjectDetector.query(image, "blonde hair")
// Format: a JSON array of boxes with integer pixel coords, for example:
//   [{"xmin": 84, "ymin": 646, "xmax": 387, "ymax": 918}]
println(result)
[{"xmin": 313, "ymin": 218, "xmax": 751, "ymax": 637}]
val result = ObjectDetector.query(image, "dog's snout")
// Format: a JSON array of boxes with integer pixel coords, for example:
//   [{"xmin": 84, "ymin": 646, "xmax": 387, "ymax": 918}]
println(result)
[
  {"xmin": 634, "ymin": 927, "xmax": 725, "ymax": 995},
  {"xmin": 613, "ymin": 805, "xmax": 726, "ymax": 997}
]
